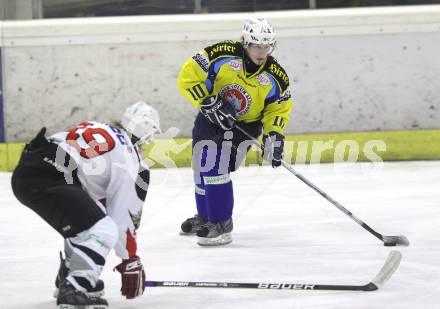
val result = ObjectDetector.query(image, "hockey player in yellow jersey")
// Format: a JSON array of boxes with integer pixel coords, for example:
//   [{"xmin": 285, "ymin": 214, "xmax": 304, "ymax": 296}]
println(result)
[{"xmin": 178, "ymin": 18, "xmax": 293, "ymax": 246}]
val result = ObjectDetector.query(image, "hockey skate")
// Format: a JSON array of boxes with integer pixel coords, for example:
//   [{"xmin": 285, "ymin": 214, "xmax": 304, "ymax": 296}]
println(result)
[
  {"xmin": 180, "ymin": 214, "xmax": 206, "ymax": 235},
  {"xmin": 57, "ymin": 279, "xmax": 108, "ymax": 309},
  {"xmin": 54, "ymin": 252, "xmax": 104, "ymax": 298},
  {"xmin": 196, "ymin": 218, "xmax": 233, "ymax": 246}
]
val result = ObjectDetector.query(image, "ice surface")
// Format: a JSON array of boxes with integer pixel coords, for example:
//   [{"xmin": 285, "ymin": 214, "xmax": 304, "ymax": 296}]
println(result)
[{"xmin": 1, "ymin": 161, "xmax": 439, "ymax": 308}]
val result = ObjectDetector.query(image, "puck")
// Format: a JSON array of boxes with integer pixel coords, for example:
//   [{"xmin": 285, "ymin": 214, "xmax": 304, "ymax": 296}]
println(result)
[{"xmin": 384, "ymin": 242, "xmax": 396, "ymax": 246}]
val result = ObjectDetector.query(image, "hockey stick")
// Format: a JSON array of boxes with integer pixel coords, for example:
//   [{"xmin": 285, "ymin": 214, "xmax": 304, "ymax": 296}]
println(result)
[
  {"xmin": 146, "ymin": 251, "xmax": 401, "ymax": 292},
  {"xmin": 232, "ymin": 123, "xmax": 409, "ymax": 247}
]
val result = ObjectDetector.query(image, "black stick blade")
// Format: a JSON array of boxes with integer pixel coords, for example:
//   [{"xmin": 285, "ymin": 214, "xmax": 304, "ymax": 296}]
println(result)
[{"xmin": 383, "ymin": 235, "xmax": 410, "ymax": 246}]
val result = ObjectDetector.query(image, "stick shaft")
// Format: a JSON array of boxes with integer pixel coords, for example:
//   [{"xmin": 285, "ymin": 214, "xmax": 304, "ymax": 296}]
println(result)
[
  {"xmin": 279, "ymin": 160, "xmax": 384, "ymax": 241},
  {"xmin": 234, "ymin": 124, "xmax": 384, "ymax": 242},
  {"xmin": 145, "ymin": 280, "xmax": 376, "ymax": 291}
]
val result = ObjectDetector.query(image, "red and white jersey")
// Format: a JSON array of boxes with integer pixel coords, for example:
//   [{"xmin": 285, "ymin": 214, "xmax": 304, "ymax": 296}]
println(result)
[{"xmin": 50, "ymin": 121, "xmax": 148, "ymax": 260}]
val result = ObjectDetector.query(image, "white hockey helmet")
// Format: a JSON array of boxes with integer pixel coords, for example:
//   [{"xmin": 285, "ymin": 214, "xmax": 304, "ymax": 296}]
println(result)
[
  {"xmin": 242, "ymin": 17, "xmax": 276, "ymax": 50},
  {"xmin": 121, "ymin": 101, "xmax": 161, "ymax": 145}
]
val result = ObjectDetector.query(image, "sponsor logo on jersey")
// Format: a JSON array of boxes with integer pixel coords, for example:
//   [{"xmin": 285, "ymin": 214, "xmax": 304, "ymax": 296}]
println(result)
[
  {"xmin": 228, "ymin": 59, "xmax": 242, "ymax": 71},
  {"xmin": 218, "ymin": 84, "xmax": 252, "ymax": 116},
  {"xmin": 43, "ymin": 156, "xmax": 69, "ymax": 174},
  {"xmin": 278, "ymin": 90, "xmax": 291, "ymax": 103},
  {"xmin": 192, "ymin": 51, "xmax": 209, "ymax": 73},
  {"xmin": 209, "ymin": 43, "xmax": 237, "ymax": 58},
  {"xmin": 256, "ymin": 73, "xmax": 271, "ymax": 87},
  {"xmin": 269, "ymin": 63, "xmax": 289, "ymax": 84}
]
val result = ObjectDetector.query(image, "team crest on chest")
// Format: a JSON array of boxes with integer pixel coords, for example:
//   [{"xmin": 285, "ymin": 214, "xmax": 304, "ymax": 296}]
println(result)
[
  {"xmin": 256, "ymin": 73, "xmax": 271, "ymax": 87},
  {"xmin": 219, "ymin": 84, "xmax": 252, "ymax": 116},
  {"xmin": 228, "ymin": 59, "xmax": 242, "ymax": 71}
]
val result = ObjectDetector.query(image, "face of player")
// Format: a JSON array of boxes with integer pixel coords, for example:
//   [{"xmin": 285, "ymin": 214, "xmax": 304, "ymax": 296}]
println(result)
[{"xmin": 246, "ymin": 43, "xmax": 272, "ymax": 65}]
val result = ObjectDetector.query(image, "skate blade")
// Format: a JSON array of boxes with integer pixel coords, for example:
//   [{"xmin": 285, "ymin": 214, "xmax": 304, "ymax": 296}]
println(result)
[
  {"xmin": 58, "ymin": 304, "xmax": 107, "ymax": 309},
  {"xmin": 197, "ymin": 233, "xmax": 232, "ymax": 246}
]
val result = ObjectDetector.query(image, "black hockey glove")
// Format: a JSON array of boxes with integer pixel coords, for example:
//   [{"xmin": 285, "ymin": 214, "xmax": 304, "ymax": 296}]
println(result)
[
  {"xmin": 263, "ymin": 131, "xmax": 285, "ymax": 168},
  {"xmin": 200, "ymin": 95, "xmax": 237, "ymax": 130}
]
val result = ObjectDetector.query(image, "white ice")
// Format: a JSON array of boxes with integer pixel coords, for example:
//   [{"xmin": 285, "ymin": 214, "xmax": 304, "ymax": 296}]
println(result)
[{"xmin": 1, "ymin": 161, "xmax": 439, "ymax": 309}]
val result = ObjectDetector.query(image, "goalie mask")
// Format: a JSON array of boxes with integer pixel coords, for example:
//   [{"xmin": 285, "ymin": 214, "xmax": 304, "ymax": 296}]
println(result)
[{"xmin": 121, "ymin": 101, "xmax": 161, "ymax": 145}]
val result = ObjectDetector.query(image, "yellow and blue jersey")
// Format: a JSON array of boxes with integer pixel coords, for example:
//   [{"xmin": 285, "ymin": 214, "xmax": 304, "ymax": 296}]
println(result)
[{"xmin": 177, "ymin": 40, "xmax": 293, "ymax": 136}]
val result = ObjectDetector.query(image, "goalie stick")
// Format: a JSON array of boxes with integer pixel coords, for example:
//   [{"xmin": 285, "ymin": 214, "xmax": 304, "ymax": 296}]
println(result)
[
  {"xmin": 231, "ymin": 122, "xmax": 410, "ymax": 247},
  {"xmin": 146, "ymin": 251, "xmax": 402, "ymax": 292}
]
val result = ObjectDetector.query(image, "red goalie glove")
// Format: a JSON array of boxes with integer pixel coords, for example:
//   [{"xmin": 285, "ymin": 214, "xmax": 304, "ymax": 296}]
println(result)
[{"xmin": 114, "ymin": 255, "xmax": 146, "ymax": 299}]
